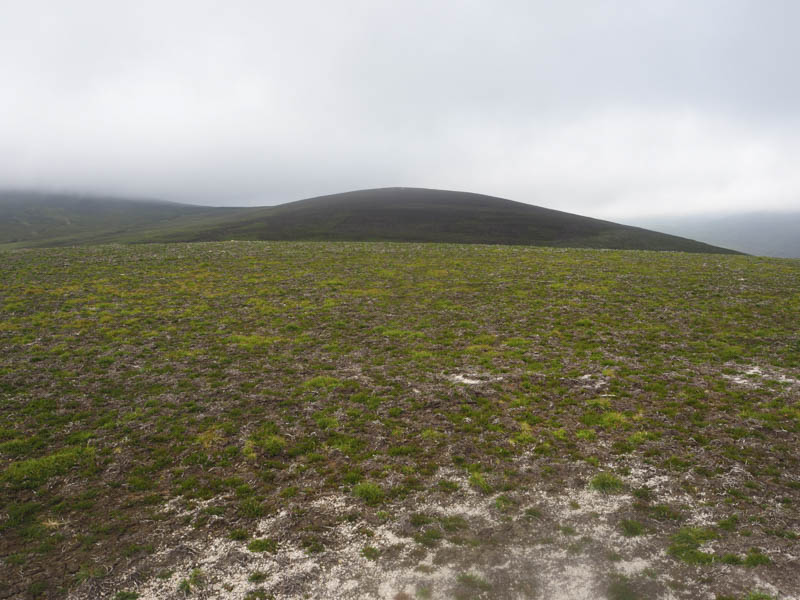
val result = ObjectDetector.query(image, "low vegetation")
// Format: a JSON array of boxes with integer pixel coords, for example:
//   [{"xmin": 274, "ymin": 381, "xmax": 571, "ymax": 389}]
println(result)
[{"xmin": 0, "ymin": 241, "xmax": 798, "ymax": 599}]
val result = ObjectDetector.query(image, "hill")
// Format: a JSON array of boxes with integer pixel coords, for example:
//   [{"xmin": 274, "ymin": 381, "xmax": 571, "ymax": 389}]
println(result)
[
  {"xmin": 0, "ymin": 190, "xmax": 234, "ymax": 248},
  {"xmin": 124, "ymin": 187, "xmax": 740, "ymax": 253},
  {"xmin": 1, "ymin": 188, "xmax": 739, "ymax": 253},
  {"xmin": 627, "ymin": 211, "xmax": 800, "ymax": 258}
]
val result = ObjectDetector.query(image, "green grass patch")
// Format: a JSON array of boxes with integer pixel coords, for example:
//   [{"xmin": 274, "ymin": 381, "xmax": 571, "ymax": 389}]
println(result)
[
  {"xmin": 247, "ymin": 538, "xmax": 278, "ymax": 553},
  {"xmin": 590, "ymin": 473, "xmax": 625, "ymax": 494},
  {"xmin": 2, "ymin": 447, "xmax": 95, "ymax": 489},
  {"xmin": 353, "ymin": 482, "xmax": 384, "ymax": 505},
  {"xmin": 667, "ymin": 527, "xmax": 716, "ymax": 565}
]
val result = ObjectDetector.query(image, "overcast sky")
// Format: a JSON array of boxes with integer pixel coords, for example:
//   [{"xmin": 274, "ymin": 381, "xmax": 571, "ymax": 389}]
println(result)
[{"xmin": 1, "ymin": 1, "xmax": 799, "ymax": 218}]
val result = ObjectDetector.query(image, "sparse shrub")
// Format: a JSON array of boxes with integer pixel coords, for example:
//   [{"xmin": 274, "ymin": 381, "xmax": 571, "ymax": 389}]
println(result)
[
  {"xmin": 469, "ymin": 472, "xmax": 492, "ymax": 494},
  {"xmin": 228, "ymin": 334, "xmax": 280, "ymax": 350},
  {"xmin": 342, "ymin": 469, "xmax": 363, "ymax": 485},
  {"xmin": 590, "ymin": 473, "xmax": 624, "ymax": 494},
  {"xmin": 456, "ymin": 572, "xmax": 492, "ymax": 591},
  {"xmin": 302, "ymin": 376, "xmax": 344, "ymax": 390},
  {"xmin": 301, "ymin": 536, "xmax": 324, "ymax": 554},
  {"xmin": 410, "ymin": 513, "xmax": 433, "ymax": 527},
  {"xmin": 495, "ymin": 494, "xmax": 517, "ymax": 512},
  {"xmin": 587, "ymin": 397, "xmax": 611, "ymax": 410},
  {"xmin": 361, "ymin": 545, "xmax": 380, "ymax": 560},
  {"xmin": 438, "ymin": 479, "xmax": 459, "ymax": 493},
  {"xmin": 719, "ymin": 553, "xmax": 743, "ymax": 565},
  {"xmin": 599, "ymin": 411, "xmax": 628, "ymax": 429},
  {"xmin": 649, "ymin": 504, "xmax": 682, "ymax": 521},
  {"xmin": 620, "ymin": 519, "xmax": 645, "ymax": 537},
  {"xmin": 440, "ymin": 515, "xmax": 468, "ymax": 532},
  {"xmin": 2, "ymin": 447, "xmax": 95, "ymax": 489},
  {"xmin": 607, "ymin": 574, "xmax": 638, "ymax": 600},
  {"xmin": 387, "ymin": 445, "xmax": 419, "ymax": 456},
  {"xmin": 744, "ymin": 593, "xmax": 776, "ymax": 600},
  {"xmin": 238, "ymin": 497, "xmax": 265, "ymax": 518},
  {"xmin": 247, "ymin": 538, "xmax": 278, "ymax": 553},
  {"xmin": 716, "ymin": 515, "xmax": 739, "ymax": 531},
  {"xmin": 5, "ymin": 501, "xmax": 41, "ymax": 528},
  {"xmin": 560, "ymin": 524, "xmax": 577, "ymax": 536},
  {"xmin": 27, "ymin": 581, "xmax": 48, "ymax": 598},
  {"xmin": 244, "ymin": 423, "xmax": 286, "ymax": 458},
  {"xmin": 668, "ymin": 527, "xmax": 716, "ymax": 564},
  {"xmin": 249, "ymin": 570, "xmax": 267, "ymax": 583},
  {"xmin": 414, "ymin": 527, "xmax": 443, "ymax": 547},
  {"xmin": 353, "ymin": 482, "xmax": 384, "ymax": 505},
  {"xmin": 744, "ymin": 548, "xmax": 770, "ymax": 567},
  {"xmin": 280, "ymin": 486, "xmax": 298, "ymax": 498},
  {"xmin": 524, "ymin": 507, "xmax": 543, "ymax": 519}
]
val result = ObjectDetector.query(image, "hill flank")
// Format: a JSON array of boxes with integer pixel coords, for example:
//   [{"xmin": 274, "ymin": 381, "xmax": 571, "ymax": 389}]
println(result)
[{"xmin": 1, "ymin": 188, "xmax": 738, "ymax": 253}]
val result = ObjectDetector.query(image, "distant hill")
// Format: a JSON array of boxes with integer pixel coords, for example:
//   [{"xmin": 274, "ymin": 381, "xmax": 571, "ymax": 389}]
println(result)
[
  {"xmin": 1, "ymin": 187, "xmax": 739, "ymax": 254},
  {"xmin": 0, "ymin": 190, "xmax": 233, "ymax": 248},
  {"xmin": 627, "ymin": 212, "xmax": 800, "ymax": 258}
]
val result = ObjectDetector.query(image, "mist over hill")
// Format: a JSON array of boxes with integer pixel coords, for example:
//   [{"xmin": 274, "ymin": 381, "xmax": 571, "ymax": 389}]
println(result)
[
  {"xmin": 627, "ymin": 212, "xmax": 800, "ymax": 258},
  {"xmin": 0, "ymin": 190, "xmax": 233, "ymax": 247},
  {"xmin": 0, "ymin": 187, "xmax": 739, "ymax": 254}
]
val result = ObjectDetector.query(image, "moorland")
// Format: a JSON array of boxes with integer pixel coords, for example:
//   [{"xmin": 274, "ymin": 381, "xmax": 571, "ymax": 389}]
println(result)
[{"xmin": 1, "ymin": 241, "xmax": 798, "ymax": 599}]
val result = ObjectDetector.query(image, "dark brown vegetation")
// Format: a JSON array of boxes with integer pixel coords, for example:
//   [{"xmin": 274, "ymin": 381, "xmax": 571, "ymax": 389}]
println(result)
[{"xmin": 0, "ymin": 242, "xmax": 797, "ymax": 599}]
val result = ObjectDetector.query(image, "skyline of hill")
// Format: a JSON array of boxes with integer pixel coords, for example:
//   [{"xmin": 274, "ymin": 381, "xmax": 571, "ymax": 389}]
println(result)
[{"xmin": 0, "ymin": 187, "xmax": 740, "ymax": 254}]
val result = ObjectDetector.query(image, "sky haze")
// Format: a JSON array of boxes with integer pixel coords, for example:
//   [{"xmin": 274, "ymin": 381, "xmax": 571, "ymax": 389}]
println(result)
[{"xmin": 1, "ymin": 0, "xmax": 799, "ymax": 218}]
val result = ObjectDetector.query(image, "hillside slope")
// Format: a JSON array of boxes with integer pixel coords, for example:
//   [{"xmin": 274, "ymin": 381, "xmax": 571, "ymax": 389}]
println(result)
[
  {"xmin": 132, "ymin": 187, "xmax": 740, "ymax": 253},
  {"xmin": 0, "ymin": 190, "xmax": 232, "ymax": 248},
  {"xmin": 1, "ymin": 187, "xmax": 739, "ymax": 253}
]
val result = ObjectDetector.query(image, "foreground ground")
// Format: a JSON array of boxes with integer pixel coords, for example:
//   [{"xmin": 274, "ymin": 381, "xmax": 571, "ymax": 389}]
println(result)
[{"xmin": 1, "ymin": 241, "xmax": 798, "ymax": 600}]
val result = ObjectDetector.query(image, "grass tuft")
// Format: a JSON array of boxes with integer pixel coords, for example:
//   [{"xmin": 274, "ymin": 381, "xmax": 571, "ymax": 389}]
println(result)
[
  {"xmin": 590, "ymin": 473, "xmax": 625, "ymax": 494},
  {"xmin": 353, "ymin": 482, "xmax": 385, "ymax": 505}
]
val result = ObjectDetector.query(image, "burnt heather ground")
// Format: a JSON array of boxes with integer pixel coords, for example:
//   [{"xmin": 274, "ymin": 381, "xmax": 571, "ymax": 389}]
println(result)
[{"xmin": 1, "ymin": 242, "xmax": 798, "ymax": 599}]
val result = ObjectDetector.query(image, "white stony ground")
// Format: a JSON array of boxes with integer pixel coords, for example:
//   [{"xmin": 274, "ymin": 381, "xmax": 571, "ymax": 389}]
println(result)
[
  {"xmin": 67, "ymin": 456, "xmax": 798, "ymax": 600},
  {"xmin": 68, "ymin": 474, "xmax": 693, "ymax": 599},
  {"xmin": 723, "ymin": 365, "xmax": 800, "ymax": 388}
]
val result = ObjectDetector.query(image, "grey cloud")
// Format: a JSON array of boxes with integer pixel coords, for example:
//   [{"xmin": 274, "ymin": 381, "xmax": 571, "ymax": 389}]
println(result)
[{"xmin": 1, "ymin": 0, "xmax": 798, "ymax": 216}]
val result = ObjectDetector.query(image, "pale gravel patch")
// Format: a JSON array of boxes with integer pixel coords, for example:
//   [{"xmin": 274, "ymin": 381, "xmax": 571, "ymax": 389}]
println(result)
[
  {"xmin": 626, "ymin": 462, "xmax": 704, "ymax": 508},
  {"xmin": 548, "ymin": 485, "xmax": 628, "ymax": 518},
  {"xmin": 102, "ymin": 510, "xmax": 423, "ymax": 600},
  {"xmin": 159, "ymin": 494, "xmax": 232, "ymax": 520},
  {"xmin": 67, "ymin": 461, "xmax": 796, "ymax": 600},
  {"xmin": 254, "ymin": 508, "xmax": 288, "ymax": 536},
  {"xmin": 614, "ymin": 556, "xmax": 654, "ymax": 576},
  {"xmin": 379, "ymin": 563, "xmax": 457, "ymax": 600},
  {"xmin": 70, "ymin": 487, "xmax": 481, "ymax": 600},
  {"xmin": 538, "ymin": 562, "xmax": 598, "ymax": 600},
  {"xmin": 417, "ymin": 486, "xmax": 499, "ymax": 522},
  {"xmin": 751, "ymin": 577, "xmax": 794, "ymax": 600},
  {"xmin": 449, "ymin": 374, "xmax": 483, "ymax": 385},
  {"xmin": 579, "ymin": 373, "xmax": 611, "ymax": 390},
  {"xmin": 447, "ymin": 373, "xmax": 503, "ymax": 385},
  {"xmin": 541, "ymin": 485, "xmax": 648, "ymax": 554},
  {"xmin": 724, "ymin": 364, "xmax": 800, "ymax": 388},
  {"xmin": 625, "ymin": 463, "xmax": 674, "ymax": 494}
]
